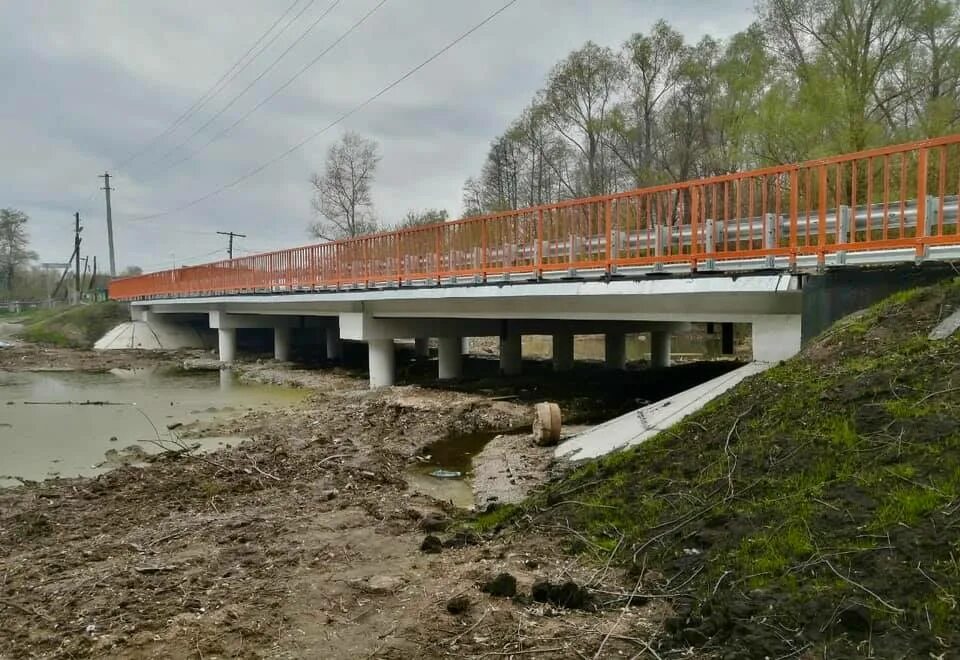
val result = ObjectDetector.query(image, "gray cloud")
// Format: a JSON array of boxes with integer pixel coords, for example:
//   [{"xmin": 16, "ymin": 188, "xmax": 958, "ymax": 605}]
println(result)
[{"xmin": 0, "ymin": 0, "xmax": 754, "ymax": 271}]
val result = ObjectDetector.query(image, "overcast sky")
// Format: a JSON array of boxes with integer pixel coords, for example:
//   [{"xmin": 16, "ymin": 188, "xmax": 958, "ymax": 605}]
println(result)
[{"xmin": 1, "ymin": 0, "xmax": 754, "ymax": 272}]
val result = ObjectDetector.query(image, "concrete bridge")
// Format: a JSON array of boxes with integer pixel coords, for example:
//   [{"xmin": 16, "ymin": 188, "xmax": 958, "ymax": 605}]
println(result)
[{"xmin": 110, "ymin": 136, "xmax": 960, "ymax": 388}]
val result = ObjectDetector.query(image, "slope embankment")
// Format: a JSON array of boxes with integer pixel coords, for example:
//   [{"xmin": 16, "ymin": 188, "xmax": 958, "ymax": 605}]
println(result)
[{"xmin": 481, "ymin": 278, "xmax": 960, "ymax": 657}]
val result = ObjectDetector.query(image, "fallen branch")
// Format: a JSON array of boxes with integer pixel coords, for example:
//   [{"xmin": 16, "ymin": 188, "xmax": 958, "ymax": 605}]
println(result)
[
  {"xmin": 824, "ymin": 560, "xmax": 903, "ymax": 614},
  {"xmin": 915, "ymin": 386, "xmax": 960, "ymax": 406},
  {"xmin": 449, "ymin": 608, "xmax": 489, "ymax": 647},
  {"xmin": 594, "ymin": 575, "xmax": 643, "ymax": 659},
  {"xmin": 0, "ymin": 598, "xmax": 54, "ymax": 622}
]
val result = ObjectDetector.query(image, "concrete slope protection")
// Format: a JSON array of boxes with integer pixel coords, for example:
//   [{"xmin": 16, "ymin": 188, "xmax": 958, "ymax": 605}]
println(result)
[
  {"xmin": 555, "ymin": 361, "xmax": 771, "ymax": 460},
  {"xmin": 94, "ymin": 320, "xmax": 210, "ymax": 350}
]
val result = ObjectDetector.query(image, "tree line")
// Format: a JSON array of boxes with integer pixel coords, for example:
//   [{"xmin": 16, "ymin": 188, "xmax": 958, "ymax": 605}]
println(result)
[{"xmin": 460, "ymin": 0, "xmax": 960, "ymax": 216}]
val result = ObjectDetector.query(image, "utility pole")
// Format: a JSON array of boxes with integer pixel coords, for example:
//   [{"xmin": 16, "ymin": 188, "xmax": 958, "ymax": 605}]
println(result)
[
  {"xmin": 99, "ymin": 172, "xmax": 116, "ymax": 277},
  {"xmin": 217, "ymin": 231, "xmax": 246, "ymax": 260},
  {"xmin": 74, "ymin": 212, "xmax": 83, "ymax": 302}
]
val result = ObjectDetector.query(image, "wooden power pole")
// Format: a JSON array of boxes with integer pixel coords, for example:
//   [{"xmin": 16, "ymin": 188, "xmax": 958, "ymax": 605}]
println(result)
[
  {"xmin": 99, "ymin": 172, "xmax": 116, "ymax": 277},
  {"xmin": 74, "ymin": 212, "xmax": 83, "ymax": 301},
  {"xmin": 217, "ymin": 231, "xmax": 246, "ymax": 260}
]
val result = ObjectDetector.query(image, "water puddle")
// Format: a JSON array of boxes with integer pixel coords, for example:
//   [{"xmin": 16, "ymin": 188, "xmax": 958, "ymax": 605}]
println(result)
[
  {"xmin": 405, "ymin": 430, "xmax": 507, "ymax": 509},
  {"xmin": 0, "ymin": 367, "xmax": 307, "ymax": 487}
]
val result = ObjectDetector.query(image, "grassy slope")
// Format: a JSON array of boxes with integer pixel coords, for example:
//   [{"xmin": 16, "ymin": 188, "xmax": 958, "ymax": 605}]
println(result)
[
  {"xmin": 16, "ymin": 301, "xmax": 129, "ymax": 348},
  {"xmin": 479, "ymin": 279, "xmax": 960, "ymax": 658}
]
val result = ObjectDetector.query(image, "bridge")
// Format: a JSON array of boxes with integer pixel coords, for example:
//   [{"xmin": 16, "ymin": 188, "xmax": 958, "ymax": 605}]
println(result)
[{"xmin": 109, "ymin": 136, "xmax": 960, "ymax": 388}]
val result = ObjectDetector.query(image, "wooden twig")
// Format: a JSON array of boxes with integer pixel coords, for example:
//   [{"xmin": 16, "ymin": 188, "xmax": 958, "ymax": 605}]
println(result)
[
  {"xmin": 249, "ymin": 462, "xmax": 281, "ymax": 481},
  {"xmin": 449, "ymin": 607, "xmax": 489, "ymax": 647},
  {"xmin": 0, "ymin": 598, "xmax": 54, "ymax": 622},
  {"xmin": 915, "ymin": 386, "xmax": 960, "ymax": 406},
  {"xmin": 824, "ymin": 560, "xmax": 903, "ymax": 613},
  {"xmin": 594, "ymin": 575, "xmax": 643, "ymax": 659}
]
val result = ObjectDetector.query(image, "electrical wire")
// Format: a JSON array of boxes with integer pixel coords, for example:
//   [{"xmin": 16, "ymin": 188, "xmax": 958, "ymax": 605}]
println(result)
[
  {"xmin": 149, "ymin": 0, "xmax": 388, "ymax": 179},
  {"xmin": 139, "ymin": 0, "xmax": 342, "ymax": 176},
  {"xmin": 126, "ymin": 0, "xmax": 519, "ymax": 224},
  {"xmin": 115, "ymin": 0, "xmax": 307, "ymax": 171}
]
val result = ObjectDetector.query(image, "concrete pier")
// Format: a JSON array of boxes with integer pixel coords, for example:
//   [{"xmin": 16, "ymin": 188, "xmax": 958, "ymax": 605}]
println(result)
[
  {"xmin": 414, "ymin": 337, "xmax": 430, "ymax": 357},
  {"xmin": 326, "ymin": 327, "xmax": 342, "ymax": 361},
  {"xmin": 438, "ymin": 336, "xmax": 463, "ymax": 380},
  {"xmin": 368, "ymin": 339, "xmax": 395, "ymax": 389},
  {"xmin": 274, "ymin": 327, "xmax": 291, "ymax": 362},
  {"xmin": 651, "ymin": 330, "xmax": 671, "ymax": 368},
  {"xmin": 604, "ymin": 332, "xmax": 626, "ymax": 370},
  {"xmin": 552, "ymin": 333, "xmax": 574, "ymax": 372},
  {"xmin": 218, "ymin": 328, "xmax": 236, "ymax": 363},
  {"xmin": 500, "ymin": 332, "xmax": 522, "ymax": 376}
]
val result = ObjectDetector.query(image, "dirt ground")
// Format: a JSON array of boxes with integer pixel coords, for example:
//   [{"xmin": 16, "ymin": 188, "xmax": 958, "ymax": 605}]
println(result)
[{"xmin": 0, "ymin": 347, "xmax": 672, "ymax": 659}]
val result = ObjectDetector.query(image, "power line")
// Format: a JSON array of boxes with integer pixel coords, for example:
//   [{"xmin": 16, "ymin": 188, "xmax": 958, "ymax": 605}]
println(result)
[
  {"xmin": 116, "ymin": 0, "xmax": 307, "ymax": 171},
  {"xmin": 149, "ymin": 0, "xmax": 387, "ymax": 178},
  {"xmin": 140, "ymin": 0, "xmax": 341, "ymax": 176},
  {"xmin": 216, "ymin": 230, "xmax": 247, "ymax": 259},
  {"xmin": 127, "ymin": 0, "xmax": 519, "ymax": 224}
]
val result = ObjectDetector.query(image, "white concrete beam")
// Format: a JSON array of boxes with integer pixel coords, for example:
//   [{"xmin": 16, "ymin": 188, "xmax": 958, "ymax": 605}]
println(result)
[{"xmin": 209, "ymin": 311, "xmax": 299, "ymax": 330}]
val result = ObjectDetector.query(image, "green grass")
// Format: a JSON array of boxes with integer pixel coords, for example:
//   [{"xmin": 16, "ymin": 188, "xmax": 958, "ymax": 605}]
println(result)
[
  {"xmin": 16, "ymin": 301, "xmax": 129, "ymax": 348},
  {"xmin": 475, "ymin": 277, "xmax": 960, "ymax": 657}
]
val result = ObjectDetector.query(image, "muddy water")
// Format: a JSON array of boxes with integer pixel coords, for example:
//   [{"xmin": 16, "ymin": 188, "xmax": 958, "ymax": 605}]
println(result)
[
  {"xmin": 405, "ymin": 431, "xmax": 504, "ymax": 509},
  {"xmin": 0, "ymin": 368, "xmax": 307, "ymax": 487}
]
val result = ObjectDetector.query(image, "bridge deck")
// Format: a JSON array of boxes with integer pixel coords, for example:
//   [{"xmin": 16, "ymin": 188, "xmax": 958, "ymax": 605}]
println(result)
[{"xmin": 111, "ymin": 135, "xmax": 960, "ymax": 301}]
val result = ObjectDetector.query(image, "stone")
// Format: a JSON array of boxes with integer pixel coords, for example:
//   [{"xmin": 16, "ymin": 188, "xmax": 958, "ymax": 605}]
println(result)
[
  {"xmin": 443, "ymin": 529, "xmax": 480, "ymax": 548},
  {"xmin": 481, "ymin": 573, "xmax": 517, "ymax": 598},
  {"xmin": 364, "ymin": 575, "xmax": 403, "ymax": 594},
  {"xmin": 445, "ymin": 595, "xmax": 471, "ymax": 615},
  {"xmin": 420, "ymin": 535, "xmax": 443, "ymax": 554},
  {"xmin": 419, "ymin": 513, "xmax": 449, "ymax": 532}
]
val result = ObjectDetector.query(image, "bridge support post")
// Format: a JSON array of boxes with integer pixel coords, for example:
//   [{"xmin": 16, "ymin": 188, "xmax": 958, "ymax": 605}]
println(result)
[
  {"xmin": 274, "ymin": 326, "xmax": 291, "ymax": 362},
  {"xmin": 368, "ymin": 339, "xmax": 395, "ymax": 389},
  {"xmin": 552, "ymin": 333, "xmax": 574, "ymax": 372},
  {"xmin": 218, "ymin": 328, "xmax": 236, "ymax": 363},
  {"xmin": 438, "ymin": 336, "xmax": 463, "ymax": 380},
  {"xmin": 721, "ymin": 322, "xmax": 735, "ymax": 355},
  {"xmin": 500, "ymin": 332, "xmax": 522, "ymax": 376},
  {"xmin": 604, "ymin": 332, "xmax": 626, "ymax": 370},
  {"xmin": 414, "ymin": 338, "xmax": 430, "ymax": 358},
  {"xmin": 326, "ymin": 327, "xmax": 342, "ymax": 361},
  {"xmin": 651, "ymin": 331, "xmax": 671, "ymax": 368}
]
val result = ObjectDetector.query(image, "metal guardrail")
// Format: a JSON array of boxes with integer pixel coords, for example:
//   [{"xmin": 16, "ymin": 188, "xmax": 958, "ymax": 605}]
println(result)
[{"xmin": 110, "ymin": 135, "xmax": 960, "ymax": 301}]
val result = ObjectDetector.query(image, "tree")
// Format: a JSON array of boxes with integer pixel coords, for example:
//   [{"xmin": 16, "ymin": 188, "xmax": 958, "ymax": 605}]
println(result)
[
  {"xmin": 120, "ymin": 265, "xmax": 143, "ymax": 277},
  {"xmin": 309, "ymin": 131, "xmax": 381, "ymax": 240},
  {"xmin": 399, "ymin": 208, "xmax": 448, "ymax": 228},
  {"xmin": 0, "ymin": 208, "xmax": 36, "ymax": 294}
]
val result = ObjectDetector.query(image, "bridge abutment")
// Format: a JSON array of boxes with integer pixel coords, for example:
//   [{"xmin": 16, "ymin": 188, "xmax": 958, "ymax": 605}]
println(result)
[{"xmin": 752, "ymin": 315, "xmax": 802, "ymax": 363}]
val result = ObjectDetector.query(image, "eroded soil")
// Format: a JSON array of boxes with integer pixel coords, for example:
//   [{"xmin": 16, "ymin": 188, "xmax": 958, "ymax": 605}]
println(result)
[{"xmin": 1, "ymin": 351, "xmax": 669, "ymax": 659}]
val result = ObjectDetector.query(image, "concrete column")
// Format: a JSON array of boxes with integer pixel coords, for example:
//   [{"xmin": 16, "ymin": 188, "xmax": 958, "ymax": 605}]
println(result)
[
  {"xmin": 552, "ymin": 333, "xmax": 574, "ymax": 372},
  {"xmin": 367, "ymin": 339, "xmax": 395, "ymax": 389},
  {"xmin": 274, "ymin": 326, "xmax": 291, "ymax": 362},
  {"xmin": 461, "ymin": 337, "xmax": 470, "ymax": 355},
  {"xmin": 414, "ymin": 338, "xmax": 430, "ymax": 358},
  {"xmin": 500, "ymin": 333, "xmax": 522, "ymax": 376},
  {"xmin": 438, "ymin": 336, "xmax": 463, "ymax": 380},
  {"xmin": 326, "ymin": 327, "xmax": 342, "ymax": 361},
  {"xmin": 218, "ymin": 328, "xmax": 236, "ymax": 363},
  {"xmin": 752, "ymin": 316, "xmax": 802, "ymax": 363},
  {"xmin": 650, "ymin": 330, "xmax": 671, "ymax": 369},
  {"xmin": 721, "ymin": 322, "xmax": 735, "ymax": 355},
  {"xmin": 604, "ymin": 332, "xmax": 626, "ymax": 370}
]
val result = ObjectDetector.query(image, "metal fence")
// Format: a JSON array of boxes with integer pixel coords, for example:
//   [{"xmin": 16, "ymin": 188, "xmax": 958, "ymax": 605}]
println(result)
[{"xmin": 110, "ymin": 135, "xmax": 960, "ymax": 301}]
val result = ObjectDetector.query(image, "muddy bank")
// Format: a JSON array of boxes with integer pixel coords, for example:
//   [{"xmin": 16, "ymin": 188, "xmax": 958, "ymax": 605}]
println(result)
[
  {"xmin": 1, "ymin": 346, "xmax": 676, "ymax": 658},
  {"xmin": 0, "ymin": 342, "xmax": 210, "ymax": 372}
]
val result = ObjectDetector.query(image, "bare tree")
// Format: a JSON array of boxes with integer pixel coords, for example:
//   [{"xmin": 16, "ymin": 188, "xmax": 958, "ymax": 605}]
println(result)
[
  {"xmin": 399, "ymin": 208, "xmax": 449, "ymax": 228},
  {"xmin": 309, "ymin": 131, "xmax": 381, "ymax": 240},
  {"xmin": 0, "ymin": 208, "xmax": 36, "ymax": 294}
]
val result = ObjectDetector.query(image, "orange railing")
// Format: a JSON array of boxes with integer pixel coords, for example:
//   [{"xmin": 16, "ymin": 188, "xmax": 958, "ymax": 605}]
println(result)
[{"xmin": 110, "ymin": 135, "xmax": 960, "ymax": 301}]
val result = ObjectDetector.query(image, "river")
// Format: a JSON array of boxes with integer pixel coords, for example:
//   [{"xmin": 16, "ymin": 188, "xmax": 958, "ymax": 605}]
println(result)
[{"xmin": 0, "ymin": 367, "xmax": 307, "ymax": 487}]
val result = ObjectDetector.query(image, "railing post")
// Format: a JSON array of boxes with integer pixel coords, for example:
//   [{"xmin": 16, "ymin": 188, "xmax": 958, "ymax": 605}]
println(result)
[
  {"xmin": 435, "ymin": 225, "xmax": 442, "ymax": 285},
  {"xmin": 536, "ymin": 208, "xmax": 544, "ymax": 278},
  {"xmin": 789, "ymin": 169, "xmax": 799, "ymax": 269},
  {"xmin": 395, "ymin": 234, "xmax": 402, "ymax": 287},
  {"xmin": 704, "ymin": 218, "xmax": 716, "ymax": 271},
  {"xmin": 836, "ymin": 205, "xmax": 851, "ymax": 266},
  {"xmin": 764, "ymin": 213, "xmax": 777, "ymax": 268},
  {"xmin": 921, "ymin": 194, "xmax": 937, "ymax": 261},
  {"xmin": 916, "ymin": 147, "xmax": 928, "ymax": 259},
  {"xmin": 604, "ymin": 198, "xmax": 613, "ymax": 276},
  {"xmin": 480, "ymin": 217, "xmax": 488, "ymax": 282},
  {"xmin": 818, "ymin": 166, "xmax": 828, "ymax": 268},
  {"xmin": 689, "ymin": 186, "xmax": 700, "ymax": 272}
]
